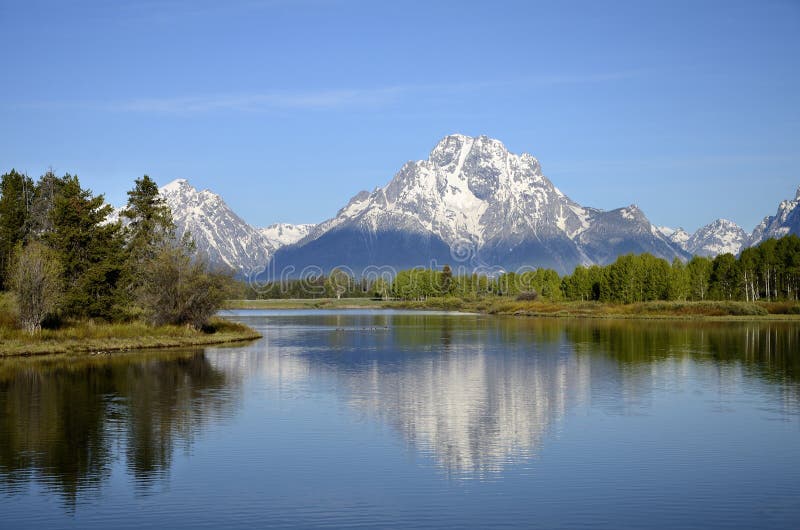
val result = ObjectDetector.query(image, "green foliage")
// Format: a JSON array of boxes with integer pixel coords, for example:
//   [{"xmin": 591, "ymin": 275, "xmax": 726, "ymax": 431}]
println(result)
[
  {"xmin": 42, "ymin": 175, "xmax": 125, "ymax": 319},
  {"xmin": 26, "ymin": 171, "xmax": 66, "ymax": 238},
  {"xmin": 0, "ymin": 170, "xmax": 34, "ymax": 288},
  {"xmin": 667, "ymin": 258, "xmax": 690, "ymax": 301},
  {"xmin": 325, "ymin": 268, "xmax": 353, "ymax": 299},
  {"xmin": 121, "ymin": 175, "xmax": 175, "ymax": 265},
  {"xmin": 0, "ymin": 169, "xmax": 235, "ymax": 337},
  {"xmin": 8, "ymin": 241, "xmax": 62, "ymax": 333},
  {"xmin": 137, "ymin": 243, "xmax": 236, "ymax": 329}
]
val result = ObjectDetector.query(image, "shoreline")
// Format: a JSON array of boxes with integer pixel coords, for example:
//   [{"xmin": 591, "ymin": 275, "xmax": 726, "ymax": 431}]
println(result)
[
  {"xmin": 0, "ymin": 320, "xmax": 262, "ymax": 358},
  {"xmin": 225, "ymin": 298, "xmax": 800, "ymax": 322}
]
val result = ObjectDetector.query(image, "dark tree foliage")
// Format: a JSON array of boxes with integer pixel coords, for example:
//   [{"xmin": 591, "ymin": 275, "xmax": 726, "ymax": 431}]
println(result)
[
  {"xmin": 121, "ymin": 175, "xmax": 175, "ymax": 264},
  {"xmin": 0, "ymin": 170, "xmax": 34, "ymax": 288},
  {"xmin": 42, "ymin": 175, "xmax": 126, "ymax": 319},
  {"xmin": 26, "ymin": 170, "xmax": 66, "ymax": 238},
  {"xmin": 0, "ymin": 169, "xmax": 247, "ymax": 330},
  {"xmin": 120, "ymin": 175, "xmax": 176, "ymax": 305}
]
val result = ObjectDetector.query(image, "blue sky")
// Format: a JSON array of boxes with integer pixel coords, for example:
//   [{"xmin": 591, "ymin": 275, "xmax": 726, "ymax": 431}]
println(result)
[{"xmin": 1, "ymin": 0, "xmax": 798, "ymax": 233}]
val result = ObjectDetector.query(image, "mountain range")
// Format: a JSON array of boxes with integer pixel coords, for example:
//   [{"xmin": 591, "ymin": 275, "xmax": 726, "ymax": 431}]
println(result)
[{"xmin": 148, "ymin": 135, "xmax": 799, "ymax": 277}]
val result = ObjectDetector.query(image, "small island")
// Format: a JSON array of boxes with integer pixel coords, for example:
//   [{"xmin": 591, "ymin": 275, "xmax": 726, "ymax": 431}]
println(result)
[{"xmin": 0, "ymin": 172, "xmax": 259, "ymax": 357}]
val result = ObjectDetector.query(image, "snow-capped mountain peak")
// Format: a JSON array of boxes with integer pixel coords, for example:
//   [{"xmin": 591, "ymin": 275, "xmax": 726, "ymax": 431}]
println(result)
[
  {"xmin": 684, "ymin": 218, "xmax": 748, "ymax": 257},
  {"xmin": 750, "ymin": 186, "xmax": 800, "ymax": 246},
  {"xmin": 158, "ymin": 179, "xmax": 273, "ymax": 274},
  {"xmin": 160, "ymin": 178, "xmax": 191, "ymax": 194},
  {"xmin": 273, "ymin": 134, "xmax": 687, "ymax": 274},
  {"xmin": 658, "ymin": 226, "xmax": 691, "ymax": 247}
]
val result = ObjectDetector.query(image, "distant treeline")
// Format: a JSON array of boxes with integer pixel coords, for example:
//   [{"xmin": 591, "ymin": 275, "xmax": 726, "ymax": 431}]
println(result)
[
  {"xmin": 0, "ymin": 169, "xmax": 233, "ymax": 333},
  {"xmin": 249, "ymin": 235, "xmax": 800, "ymax": 303}
]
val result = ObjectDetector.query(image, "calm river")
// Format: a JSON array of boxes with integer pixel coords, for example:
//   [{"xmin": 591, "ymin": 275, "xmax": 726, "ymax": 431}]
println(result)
[{"xmin": 1, "ymin": 310, "xmax": 799, "ymax": 528}]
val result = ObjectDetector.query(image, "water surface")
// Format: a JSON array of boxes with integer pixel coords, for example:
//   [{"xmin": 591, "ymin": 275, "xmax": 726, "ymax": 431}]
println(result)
[{"xmin": 1, "ymin": 310, "xmax": 799, "ymax": 528}]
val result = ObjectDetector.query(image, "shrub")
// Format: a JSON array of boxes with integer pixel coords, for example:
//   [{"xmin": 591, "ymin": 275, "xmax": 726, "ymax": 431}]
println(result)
[
  {"xmin": 8, "ymin": 242, "xmax": 63, "ymax": 334},
  {"xmin": 516, "ymin": 290, "xmax": 539, "ymax": 301},
  {"xmin": 137, "ymin": 245, "xmax": 235, "ymax": 329}
]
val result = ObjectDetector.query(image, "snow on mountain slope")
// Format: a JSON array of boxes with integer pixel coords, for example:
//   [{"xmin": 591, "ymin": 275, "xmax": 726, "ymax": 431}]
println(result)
[
  {"xmin": 749, "ymin": 187, "xmax": 800, "ymax": 246},
  {"xmin": 277, "ymin": 134, "xmax": 687, "ymax": 274},
  {"xmin": 159, "ymin": 179, "xmax": 273, "ymax": 274},
  {"xmin": 684, "ymin": 219, "xmax": 748, "ymax": 257},
  {"xmin": 259, "ymin": 223, "xmax": 315, "ymax": 248},
  {"xmin": 299, "ymin": 135, "xmax": 589, "ymax": 248},
  {"xmin": 658, "ymin": 226, "xmax": 690, "ymax": 248}
]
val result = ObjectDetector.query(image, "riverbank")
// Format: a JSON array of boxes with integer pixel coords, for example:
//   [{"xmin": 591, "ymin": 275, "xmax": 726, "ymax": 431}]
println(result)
[
  {"xmin": 225, "ymin": 298, "xmax": 800, "ymax": 320},
  {"xmin": 0, "ymin": 318, "xmax": 262, "ymax": 357}
]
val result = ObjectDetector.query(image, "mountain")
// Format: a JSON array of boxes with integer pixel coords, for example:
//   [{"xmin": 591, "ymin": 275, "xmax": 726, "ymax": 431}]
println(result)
[
  {"xmin": 259, "ymin": 223, "xmax": 315, "ymax": 249},
  {"xmin": 684, "ymin": 219, "xmax": 749, "ymax": 257},
  {"xmin": 272, "ymin": 134, "xmax": 688, "ymax": 275},
  {"xmin": 659, "ymin": 220, "xmax": 748, "ymax": 257},
  {"xmin": 749, "ymin": 187, "xmax": 800, "ymax": 246},
  {"xmin": 658, "ymin": 226, "xmax": 690, "ymax": 248},
  {"xmin": 149, "ymin": 146, "xmax": 797, "ymax": 277},
  {"xmin": 159, "ymin": 179, "xmax": 274, "ymax": 275}
]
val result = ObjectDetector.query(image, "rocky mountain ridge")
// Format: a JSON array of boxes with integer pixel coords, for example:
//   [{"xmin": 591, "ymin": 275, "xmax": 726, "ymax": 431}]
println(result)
[{"xmin": 143, "ymin": 137, "xmax": 798, "ymax": 275}]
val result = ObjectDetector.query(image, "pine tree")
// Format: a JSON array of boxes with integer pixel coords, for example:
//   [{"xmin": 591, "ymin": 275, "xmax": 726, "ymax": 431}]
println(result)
[
  {"xmin": 121, "ymin": 175, "xmax": 174, "ymax": 264},
  {"xmin": 26, "ymin": 170, "xmax": 66, "ymax": 238},
  {"xmin": 43, "ymin": 175, "xmax": 125, "ymax": 319},
  {"xmin": 120, "ymin": 175, "xmax": 175, "ymax": 303},
  {"xmin": 0, "ymin": 170, "xmax": 34, "ymax": 289}
]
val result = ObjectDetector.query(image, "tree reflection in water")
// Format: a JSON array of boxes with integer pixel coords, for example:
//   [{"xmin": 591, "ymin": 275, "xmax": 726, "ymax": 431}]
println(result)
[
  {"xmin": 1, "ymin": 313, "xmax": 798, "ymax": 504},
  {"xmin": 0, "ymin": 349, "xmax": 239, "ymax": 506}
]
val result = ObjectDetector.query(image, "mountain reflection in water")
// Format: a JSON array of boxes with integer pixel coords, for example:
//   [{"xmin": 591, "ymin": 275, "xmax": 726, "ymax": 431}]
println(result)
[
  {"xmin": 1, "ymin": 311, "xmax": 798, "ymax": 520},
  {"xmin": 213, "ymin": 312, "xmax": 800, "ymax": 475}
]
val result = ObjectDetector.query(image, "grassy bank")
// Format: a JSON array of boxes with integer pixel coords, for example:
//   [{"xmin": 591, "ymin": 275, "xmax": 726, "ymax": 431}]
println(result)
[
  {"xmin": 0, "ymin": 318, "xmax": 261, "ymax": 357},
  {"xmin": 226, "ymin": 297, "xmax": 800, "ymax": 320},
  {"xmin": 225, "ymin": 298, "xmax": 385, "ymax": 310}
]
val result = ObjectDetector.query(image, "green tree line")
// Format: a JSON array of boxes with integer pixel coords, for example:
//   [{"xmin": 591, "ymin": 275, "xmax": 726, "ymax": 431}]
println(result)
[{"xmin": 248, "ymin": 236, "xmax": 800, "ymax": 304}]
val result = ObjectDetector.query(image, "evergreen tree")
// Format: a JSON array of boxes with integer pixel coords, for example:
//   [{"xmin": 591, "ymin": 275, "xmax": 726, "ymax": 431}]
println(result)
[
  {"xmin": 121, "ymin": 175, "xmax": 174, "ymax": 264},
  {"xmin": 0, "ymin": 170, "xmax": 34, "ymax": 289},
  {"xmin": 26, "ymin": 170, "xmax": 66, "ymax": 238},
  {"xmin": 43, "ymin": 175, "xmax": 125, "ymax": 319},
  {"xmin": 120, "ymin": 175, "xmax": 175, "ymax": 303}
]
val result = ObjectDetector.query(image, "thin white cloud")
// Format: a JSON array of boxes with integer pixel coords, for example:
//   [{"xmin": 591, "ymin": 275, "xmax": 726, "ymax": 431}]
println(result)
[
  {"xmin": 108, "ymin": 87, "xmax": 407, "ymax": 113},
  {"xmin": 9, "ymin": 70, "xmax": 645, "ymax": 114}
]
